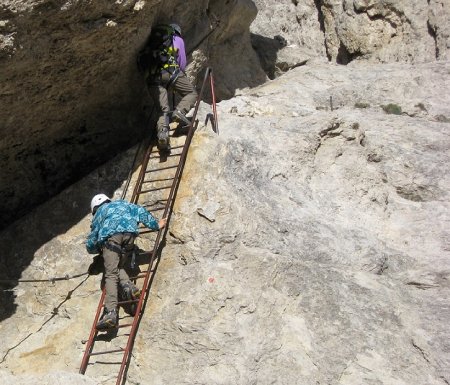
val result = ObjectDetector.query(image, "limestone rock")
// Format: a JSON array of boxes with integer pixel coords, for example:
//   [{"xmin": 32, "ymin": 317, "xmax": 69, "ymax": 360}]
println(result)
[
  {"xmin": 250, "ymin": 0, "xmax": 450, "ymax": 70},
  {"xmin": 1, "ymin": 1, "xmax": 450, "ymax": 383},
  {"xmin": 1, "ymin": 59, "xmax": 449, "ymax": 384},
  {"xmin": 0, "ymin": 370, "xmax": 98, "ymax": 385},
  {"xmin": 250, "ymin": 0, "xmax": 326, "ymax": 78}
]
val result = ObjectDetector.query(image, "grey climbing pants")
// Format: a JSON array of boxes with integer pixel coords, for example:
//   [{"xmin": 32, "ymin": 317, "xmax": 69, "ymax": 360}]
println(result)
[
  {"xmin": 147, "ymin": 70, "xmax": 198, "ymax": 133},
  {"xmin": 102, "ymin": 232, "xmax": 135, "ymax": 311}
]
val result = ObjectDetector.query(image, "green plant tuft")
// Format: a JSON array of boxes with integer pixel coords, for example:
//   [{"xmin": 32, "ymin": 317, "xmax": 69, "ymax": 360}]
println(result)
[{"xmin": 382, "ymin": 103, "xmax": 402, "ymax": 115}]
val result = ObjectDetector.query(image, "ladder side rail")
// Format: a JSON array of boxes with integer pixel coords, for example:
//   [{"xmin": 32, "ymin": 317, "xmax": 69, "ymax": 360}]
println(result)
[
  {"xmin": 79, "ymin": 289, "xmax": 106, "ymax": 373},
  {"xmin": 190, "ymin": 67, "xmax": 212, "ymax": 124},
  {"xmin": 161, "ymin": 121, "xmax": 198, "ymax": 221},
  {"xmin": 130, "ymin": 144, "xmax": 153, "ymax": 204},
  {"xmin": 116, "ymin": 121, "xmax": 198, "ymax": 385},
  {"xmin": 122, "ymin": 140, "xmax": 145, "ymax": 200}
]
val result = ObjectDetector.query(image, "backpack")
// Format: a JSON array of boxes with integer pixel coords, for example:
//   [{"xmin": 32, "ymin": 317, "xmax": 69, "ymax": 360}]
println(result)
[{"xmin": 137, "ymin": 24, "xmax": 178, "ymax": 76}]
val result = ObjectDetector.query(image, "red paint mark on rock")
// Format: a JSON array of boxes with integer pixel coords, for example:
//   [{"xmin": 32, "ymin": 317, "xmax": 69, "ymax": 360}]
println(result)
[{"xmin": 208, "ymin": 277, "xmax": 215, "ymax": 283}]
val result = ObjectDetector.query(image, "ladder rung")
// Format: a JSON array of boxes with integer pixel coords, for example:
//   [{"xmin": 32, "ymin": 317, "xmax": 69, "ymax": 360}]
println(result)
[
  {"xmin": 118, "ymin": 299, "xmax": 139, "ymax": 305},
  {"xmin": 149, "ymin": 150, "xmax": 182, "ymax": 159},
  {"xmin": 140, "ymin": 206, "xmax": 165, "ymax": 212},
  {"xmin": 138, "ymin": 223, "xmax": 160, "ymax": 229},
  {"xmin": 138, "ymin": 185, "xmax": 172, "ymax": 194},
  {"xmin": 118, "ymin": 323, "xmax": 133, "ymax": 328},
  {"xmin": 145, "ymin": 165, "xmax": 178, "ymax": 173},
  {"xmin": 142, "ymin": 198, "xmax": 168, "ymax": 204},
  {"xmin": 139, "ymin": 228, "xmax": 158, "ymax": 235},
  {"xmin": 129, "ymin": 273, "xmax": 147, "ymax": 279},
  {"xmin": 89, "ymin": 348, "xmax": 124, "ymax": 356},
  {"xmin": 166, "ymin": 152, "xmax": 183, "ymax": 158},
  {"xmin": 142, "ymin": 201, "xmax": 167, "ymax": 207},
  {"xmin": 142, "ymin": 200, "xmax": 167, "ymax": 206},
  {"xmin": 143, "ymin": 177, "xmax": 175, "ymax": 184}
]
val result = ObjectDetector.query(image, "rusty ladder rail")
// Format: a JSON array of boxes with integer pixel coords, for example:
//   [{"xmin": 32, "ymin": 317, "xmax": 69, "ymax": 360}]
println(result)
[{"xmin": 79, "ymin": 67, "xmax": 217, "ymax": 385}]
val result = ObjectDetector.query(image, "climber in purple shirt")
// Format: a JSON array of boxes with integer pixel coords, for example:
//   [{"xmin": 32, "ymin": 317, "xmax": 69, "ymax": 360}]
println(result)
[{"xmin": 144, "ymin": 23, "xmax": 198, "ymax": 152}]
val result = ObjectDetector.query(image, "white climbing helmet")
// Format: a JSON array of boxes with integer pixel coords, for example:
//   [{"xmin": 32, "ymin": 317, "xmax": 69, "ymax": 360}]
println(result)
[{"xmin": 90, "ymin": 194, "xmax": 111, "ymax": 213}]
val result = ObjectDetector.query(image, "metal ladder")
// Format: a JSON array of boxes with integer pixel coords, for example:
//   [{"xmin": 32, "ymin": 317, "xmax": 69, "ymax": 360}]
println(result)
[{"xmin": 79, "ymin": 68, "xmax": 217, "ymax": 385}]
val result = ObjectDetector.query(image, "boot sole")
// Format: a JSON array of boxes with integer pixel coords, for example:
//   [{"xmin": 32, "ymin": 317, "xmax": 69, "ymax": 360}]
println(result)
[{"xmin": 96, "ymin": 319, "xmax": 117, "ymax": 330}]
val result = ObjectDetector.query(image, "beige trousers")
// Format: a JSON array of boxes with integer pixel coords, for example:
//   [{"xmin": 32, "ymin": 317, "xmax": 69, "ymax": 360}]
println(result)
[{"xmin": 102, "ymin": 233, "xmax": 135, "ymax": 310}]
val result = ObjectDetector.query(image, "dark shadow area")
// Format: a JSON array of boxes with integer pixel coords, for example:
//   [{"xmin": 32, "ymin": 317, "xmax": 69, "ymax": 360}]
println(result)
[
  {"xmin": 0, "ymin": 142, "xmax": 145, "ymax": 322},
  {"xmin": 427, "ymin": 20, "xmax": 439, "ymax": 59},
  {"xmin": 336, "ymin": 42, "xmax": 363, "ymax": 65},
  {"xmin": 312, "ymin": 0, "xmax": 332, "ymax": 61},
  {"xmin": 250, "ymin": 33, "xmax": 287, "ymax": 80},
  {"xmin": 0, "ymin": 1, "xmax": 172, "ymax": 232},
  {"xmin": 173, "ymin": 123, "xmax": 191, "ymax": 137},
  {"xmin": 336, "ymin": 42, "xmax": 352, "ymax": 65},
  {"xmin": 313, "ymin": 0, "xmax": 326, "ymax": 34},
  {"xmin": 0, "ymin": 87, "xmax": 152, "ymax": 231}
]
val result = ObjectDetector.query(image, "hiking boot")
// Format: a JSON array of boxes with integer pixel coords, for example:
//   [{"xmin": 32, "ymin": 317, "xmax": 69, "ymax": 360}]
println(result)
[
  {"xmin": 172, "ymin": 110, "xmax": 192, "ymax": 126},
  {"xmin": 96, "ymin": 308, "xmax": 118, "ymax": 330},
  {"xmin": 157, "ymin": 126, "xmax": 171, "ymax": 151},
  {"xmin": 120, "ymin": 282, "xmax": 141, "ymax": 316},
  {"xmin": 122, "ymin": 281, "xmax": 141, "ymax": 300},
  {"xmin": 157, "ymin": 138, "xmax": 171, "ymax": 151}
]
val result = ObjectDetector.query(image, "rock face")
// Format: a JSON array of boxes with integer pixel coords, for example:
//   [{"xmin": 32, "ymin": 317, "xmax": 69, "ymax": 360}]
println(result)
[
  {"xmin": 1, "ymin": 59, "xmax": 449, "ymax": 384},
  {"xmin": 250, "ymin": 0, "xmax": 450, "ymax": 73},
  {"xmin": 1, "ymin": 1, "xmax": 450, "ymax": 384}
]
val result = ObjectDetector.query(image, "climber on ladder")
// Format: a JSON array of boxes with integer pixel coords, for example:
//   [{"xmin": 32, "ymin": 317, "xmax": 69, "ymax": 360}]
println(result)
[
  {"xmin": 137, "ymin": 23, "xmax": 198, "ymax": 151},
  {"xmin": 86, "ymin": 193, "xmax": 167, "ymax": 330}
]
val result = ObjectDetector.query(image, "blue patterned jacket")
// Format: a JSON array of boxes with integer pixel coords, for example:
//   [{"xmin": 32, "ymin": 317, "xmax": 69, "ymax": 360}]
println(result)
[{"xmin": 86, "ymin": 200, "xmax": 159, "ymax": 254}]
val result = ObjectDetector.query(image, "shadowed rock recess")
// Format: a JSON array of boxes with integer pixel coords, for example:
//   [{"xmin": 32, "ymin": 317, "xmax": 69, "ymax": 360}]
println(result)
[
  {"xmin": 1, "ymin": 1, "xmax": 450, "ymax": 384},
  {"xmin": 0, "ymin": 0, "xmax": 266, "ymax": 229}
]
